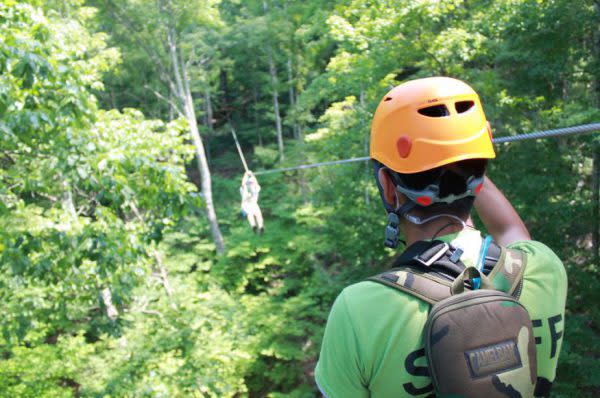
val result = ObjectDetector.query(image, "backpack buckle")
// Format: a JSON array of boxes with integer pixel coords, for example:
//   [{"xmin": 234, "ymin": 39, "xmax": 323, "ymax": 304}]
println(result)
[
  {"xmin": 384, "ymin": 213, "xmax": 401, "ymax": 248},
  {"xmin": 415, "ymin": 243, "xmax": 449, "ymax": 267},
  {"xmin": 449, "ymin": 247, "xmax": 464, "ymax": 263}
]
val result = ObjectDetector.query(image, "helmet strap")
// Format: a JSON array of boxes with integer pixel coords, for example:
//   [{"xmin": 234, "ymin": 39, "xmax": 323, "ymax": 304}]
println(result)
[
  {"xmin": 403, "ymin": 212, "xmax": 467, "ymax": 228},
  {"xmin": 384, "ymin": 207, "xmax": 468, "ymax": 248},
  {"xmin": 384, "ymin": 201, "xmax": 415, "ymax": 248},
  {"xmin": 384, "ymin": 213, "xmax": 401, "ymax": 248},
  {"xmin": 377, "ymin": 163, "xmax": 473, "ymax": 248}
]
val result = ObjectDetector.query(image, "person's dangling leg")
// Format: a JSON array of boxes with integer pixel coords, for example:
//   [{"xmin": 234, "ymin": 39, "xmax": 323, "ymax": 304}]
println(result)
[
  {"xmin": 251, "ymin": 214, "xmax": 260, "ymax": 234},
  {"xmin": 255, "ymin": 205, "xmax": 264, "ymax": 234},
  {"xmin": 246, "ymin": 211, "xmax": 257, "ymax": 232}
]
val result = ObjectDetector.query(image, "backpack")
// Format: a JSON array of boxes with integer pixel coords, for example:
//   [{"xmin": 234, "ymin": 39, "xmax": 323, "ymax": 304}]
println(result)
[{"xmin": 368, "ymin": 239, "xmax": 537, "ymax": 398}]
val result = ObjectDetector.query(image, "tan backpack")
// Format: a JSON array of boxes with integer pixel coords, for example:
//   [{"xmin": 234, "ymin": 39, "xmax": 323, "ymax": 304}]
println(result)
[{"xmin": 369, "ymin": 240, "xmax": 537, "ymax": 398}]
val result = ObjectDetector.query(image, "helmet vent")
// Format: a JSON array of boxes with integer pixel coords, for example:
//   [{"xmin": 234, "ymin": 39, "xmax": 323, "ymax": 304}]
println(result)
[
  {"xmin": 455, "ymin": 100, "xmax": 475, "ymax": 113},
  {"xmin": 384, "ymin": 97, "xmax": 393, "ymax": 101},
  {"xmin": 418, "ymin": 104, "xmax": 449, "ymax": 117}
]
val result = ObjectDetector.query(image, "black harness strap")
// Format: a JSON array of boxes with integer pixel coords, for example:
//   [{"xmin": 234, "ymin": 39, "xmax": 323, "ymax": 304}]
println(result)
[{"xmin": 369, "ymin": 239, "xmax": 525, "ymax": 304}]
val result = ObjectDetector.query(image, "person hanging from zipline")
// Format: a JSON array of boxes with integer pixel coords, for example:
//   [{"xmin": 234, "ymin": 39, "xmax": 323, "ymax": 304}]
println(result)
[
  {"xmin": 229, "ymin": 124, "xmax": 264, "ymax": 233},
  {"xmin": 315, "ymin": 77, "xmax": 567, "ymax": 398},
  {"xmin": 240, "ymin": 170, "xmax": 264, "ymax": 234}
]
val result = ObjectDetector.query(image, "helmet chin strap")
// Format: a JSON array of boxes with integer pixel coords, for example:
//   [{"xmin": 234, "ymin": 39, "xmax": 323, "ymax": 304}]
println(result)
[
  {"xmin": 384, "ymin": 195, "xmax": 467, "ymax": 248},
  {"xmin": 384, "ymin": 201, "xmax": 415, "ymax": 248},
  {"xmin": 403, "ymin": 212, "xmax": 467, "ymax": 228}
]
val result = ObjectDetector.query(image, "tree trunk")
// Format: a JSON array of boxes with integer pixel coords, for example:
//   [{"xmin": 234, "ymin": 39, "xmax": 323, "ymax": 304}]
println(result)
[
  {"xmin": 263, "ymin": 0, "xmax": 284, "ymax": 160},
  {"xmin": 183, "ymin": 74, "xmax": 225, "ymax": 254},
  {"xmin": 284, "ymin": 0, "xmax": 299, "ymax": 140},
  {"xmin": 204, "ymin": 86, "xmax": 214, "ymax": 167},
  {"xmin": 593, "ymin": 149, "xmax": 599, "ymax": 266},
  {"xmin": 168, "ymin": 88, "xmax": 175, "ymax": 121},
  {"xmin": 594, "ymin": 0, "xmax": 600, "ymax": 265},
  {"xmin": 287, "ymin": 55, "xmax": 299, "ymax": 139},
  {"xmin": 166, "ymin": 4, "xmax": 225, "ymax": 254},
  {"xmin": 204, "ymin": 86, "xmax": 214, "ymax": 135},
  {"xmin": 220, "ymin": 69, "xmax": 230, "ymax": 104},
  {"xmin": 253, "ymin": 87, "xmax": 263, "ymax": 146},
  {"xmin": 268, "ymin": 49, "xmax": 284, "ymax": 160},
  {"xmin": 298, "ymin": 125, "xmax": 309, "ymax": 203}
]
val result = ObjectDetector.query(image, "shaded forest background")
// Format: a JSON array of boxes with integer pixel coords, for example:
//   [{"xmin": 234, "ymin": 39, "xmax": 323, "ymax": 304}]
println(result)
[{"xmin": 1, "ymin": 0, "xmax": 600, "ymax": 396}]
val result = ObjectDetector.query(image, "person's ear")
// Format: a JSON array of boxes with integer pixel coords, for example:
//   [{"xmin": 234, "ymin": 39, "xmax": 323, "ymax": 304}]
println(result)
[{"xmin": 378, "ymin": 168, "xmax": 398, "ymax": 207}]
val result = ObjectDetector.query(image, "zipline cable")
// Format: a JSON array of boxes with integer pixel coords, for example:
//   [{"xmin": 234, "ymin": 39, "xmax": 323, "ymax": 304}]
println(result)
[
  {"xmin": 230, "ymin": 124, "xmax": 249, "ymax": 172},
  {"xmin": 254, "ymin": 123, "xmax": 600, "ymax": 176},
  {"xmin": 492, "ymin": 123, "xmax": 600, "ymax": 144},
  {"xmin": 255, "ymin": 156, "xmax": 371, "ymax": 175}
]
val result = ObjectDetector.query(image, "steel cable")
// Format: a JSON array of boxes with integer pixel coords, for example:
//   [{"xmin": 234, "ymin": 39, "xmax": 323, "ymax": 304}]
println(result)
[
  {"xmin": 492, "ymin": 123, "xmax": 600, "ymax": 144},
  {"xmin": 253, "ymin": 123, "xmax": 600, "ymax": 176}
]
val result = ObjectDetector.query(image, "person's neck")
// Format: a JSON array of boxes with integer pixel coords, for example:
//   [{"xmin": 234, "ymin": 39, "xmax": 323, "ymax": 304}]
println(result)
[{"xmin": 402, "ymin": 215, "xmax": 471, "ymax": 246}]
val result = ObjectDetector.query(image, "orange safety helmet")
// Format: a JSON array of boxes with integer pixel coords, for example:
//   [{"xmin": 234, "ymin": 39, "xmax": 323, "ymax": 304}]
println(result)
[{"xmin": 370, "ymin": 76, "xmax": 495, "ymax": 174}]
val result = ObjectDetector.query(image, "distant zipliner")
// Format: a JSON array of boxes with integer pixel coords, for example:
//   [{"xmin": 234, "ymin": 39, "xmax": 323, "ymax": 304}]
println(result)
[
  {"xmin": 230, "ymin": 124, "xmax": 265, "ymax": 234},
  {"xmin": 240, "ymin": 171, "xmax": 264, "ymax": 234}
]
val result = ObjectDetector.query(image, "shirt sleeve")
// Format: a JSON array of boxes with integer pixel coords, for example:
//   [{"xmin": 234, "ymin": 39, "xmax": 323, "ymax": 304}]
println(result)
[{"xmin": 315, "ymin": 292, "xmax": 369, "ymax": 398}]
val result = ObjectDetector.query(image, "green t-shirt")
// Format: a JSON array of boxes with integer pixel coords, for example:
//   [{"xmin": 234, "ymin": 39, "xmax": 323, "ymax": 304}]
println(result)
[{"xmin": 315, "ymin": 229, "xmax": 567, "ymax": 398}]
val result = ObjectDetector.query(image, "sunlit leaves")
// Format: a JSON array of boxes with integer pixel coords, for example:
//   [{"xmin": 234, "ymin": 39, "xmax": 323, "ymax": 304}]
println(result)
[{"xmin": 1, "ymin": 5, "xmax": 201, "ymax": 397}]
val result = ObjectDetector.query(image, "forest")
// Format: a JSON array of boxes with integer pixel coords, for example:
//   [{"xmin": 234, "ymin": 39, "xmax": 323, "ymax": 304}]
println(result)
[{"xmin": 1, "ymin": 0, "xmax": 599, "ymax": 397}]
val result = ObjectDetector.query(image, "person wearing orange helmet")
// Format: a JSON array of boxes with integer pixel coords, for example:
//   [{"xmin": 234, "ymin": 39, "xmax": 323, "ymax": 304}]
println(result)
[{"xmin": 315, "ymin": 77, "xmax": 567, "ymax": 398}]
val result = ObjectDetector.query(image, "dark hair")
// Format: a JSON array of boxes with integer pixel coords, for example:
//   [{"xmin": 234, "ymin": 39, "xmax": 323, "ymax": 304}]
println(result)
[{"xmin": 397, "ymin": 159, "xmax": 487, "ymax": 219}]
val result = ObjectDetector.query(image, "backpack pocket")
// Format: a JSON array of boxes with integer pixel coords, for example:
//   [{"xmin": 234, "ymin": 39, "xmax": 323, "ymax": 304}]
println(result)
[{"xmin": 425, "ymin": 268, "xmax": 537, "ymax": 398}]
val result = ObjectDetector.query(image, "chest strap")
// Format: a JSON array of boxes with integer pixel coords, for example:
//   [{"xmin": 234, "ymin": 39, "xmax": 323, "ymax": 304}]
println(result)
[{"xmin": 368, "ymin": 240, "xmax": 527, "ymax": 305}]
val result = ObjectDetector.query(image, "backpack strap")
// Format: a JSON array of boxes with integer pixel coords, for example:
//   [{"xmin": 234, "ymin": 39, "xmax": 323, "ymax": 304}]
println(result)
[
  {"xmin": 368, "ymin": 266, "xmax": 455, "ymax": 305},
  {"xmin": 368, "ymin": 240, "xmax": 528, "ymax": 304},
  {"xmin": 488, "ymin": 246, "xmax": 528, "ymax": 297},
  {"xmin": 394, "ymin": 240, "xmax": 470, "ymax": 277},
  {"xmin": 368, "ymin": 241, "xmax": 463, "ymax": 305}
]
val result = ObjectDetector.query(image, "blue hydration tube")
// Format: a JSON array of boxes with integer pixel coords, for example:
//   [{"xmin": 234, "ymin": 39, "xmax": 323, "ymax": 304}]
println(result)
[{"xmin": 473, "ymin": 235, "xmax": 493, "ymax": 289}]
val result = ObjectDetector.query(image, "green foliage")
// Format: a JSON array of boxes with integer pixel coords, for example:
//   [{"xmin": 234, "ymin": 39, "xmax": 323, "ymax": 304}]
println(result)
[
  {"xmin": 1, "ymin": 0, "xmax": 599, "ymax": 397},
  {"xmin": 1, "ymin": 3, "xmax": 202, "ymax": 397}
]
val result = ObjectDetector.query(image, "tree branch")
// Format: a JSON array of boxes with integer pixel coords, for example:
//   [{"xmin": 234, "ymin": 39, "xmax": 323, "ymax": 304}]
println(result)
[
  {"xmin": 144, "ymin": 85, "xmax": 185, "ymax": 118},
  {"xmin": 141, "ymin": 309, "xmax": 164, "ymax": 317},
  {"xmin": 153, "ymin": 250, "xmax": 174, "ymax": 298}
]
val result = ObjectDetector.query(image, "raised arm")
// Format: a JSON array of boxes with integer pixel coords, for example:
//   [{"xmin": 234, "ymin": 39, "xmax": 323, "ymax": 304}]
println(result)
[{"xmin": 474, "ymin": 176, "xmax": 531, "ymax": 246}]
